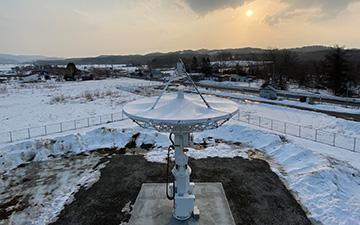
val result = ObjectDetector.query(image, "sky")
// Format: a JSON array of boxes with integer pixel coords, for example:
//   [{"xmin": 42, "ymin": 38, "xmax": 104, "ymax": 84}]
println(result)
[{"xmin": 0, "ymin": 0, "xmax": 360, "ymax": 57}]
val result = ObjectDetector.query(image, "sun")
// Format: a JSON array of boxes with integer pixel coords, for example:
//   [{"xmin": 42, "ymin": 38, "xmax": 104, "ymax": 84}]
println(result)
[{"xmin": 246, "ymin": 9, "xmax": 254, "ymax": 17}]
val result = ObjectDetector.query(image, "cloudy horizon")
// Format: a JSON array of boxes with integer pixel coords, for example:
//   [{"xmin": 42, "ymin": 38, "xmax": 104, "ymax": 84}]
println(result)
[{"xmin": 1, "ymin": 0, "xmax": 360, "ymax": 58}]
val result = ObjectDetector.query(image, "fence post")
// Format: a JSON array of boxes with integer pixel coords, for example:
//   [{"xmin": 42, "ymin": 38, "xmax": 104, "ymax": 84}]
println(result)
[
  {"xmin": 270, "ymin": 119, "xmax": 273, "ymax": 130},
  {"xmin": 111, "ymin": 113, "xmax": 114, "ymax": 122},
  {"xmin": 44, "ymin": 125, "xmax": 47, "ymax": 135},
  {"xmin": 333, "ymin": 133, "xmax": 336, "ymax": 146},
  {"xmin": 315, "ymin": 129, "xmax": 318, "ymax": 141},
  {"xmin": 284, "ymin": 123, "xmax": 287, "ymax": 134},
  {"xmin": 74, "ymin": 120, "xmax": 77, "ymax": 129},
  {"xmin": 9, "ymin": 131, "xmax": 12, "ymax": 142},
  {"xmin": 27, "ymin": 128, "xmax": 31, "ymax": 139},
  {"xmin": 237, "ymin": 111, "xmax": 240, "ymax": 121},
  {"xmin": 259, "ymin": 117, "xmax": 261, "ymax": 127},
  {"xmin": 100, "ymin": 115, "xmax": 102, "ymax": 124},
  {"xmin": 122, "ymin": 111, "xmax": 124, "ymax": 120},
  {"xmin": 87, "ymin": 118, "xmax": 90, "ymax": 127},
  {"xmin": 299, "ymin": 126, "xmax": 301, "ymax": 137},
  {"xmin": 354, "ymin": 138, "xmax": 357, "ymax": 152},
  {"xmin": 247, "ymin": 114, "xmax": 250, "ymax": 124},
  {"xmin": 60, "ymin": 122, "xmax": 63, "ymax": 132}
]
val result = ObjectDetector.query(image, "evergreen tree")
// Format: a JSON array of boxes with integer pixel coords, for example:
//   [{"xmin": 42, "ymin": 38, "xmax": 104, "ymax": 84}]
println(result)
[
  {"xmin": 324, "ymin": 46, "xmax": 350, "ymax": 96},
  {"xmin": 190, "ymin": 56, "xmax": 199, "ymax": 72},
  {"xmin": 201, "ymin": 57, "xmax": 212, "ymax": 76}
]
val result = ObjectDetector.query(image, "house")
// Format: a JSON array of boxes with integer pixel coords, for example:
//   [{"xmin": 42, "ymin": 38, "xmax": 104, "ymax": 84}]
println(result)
[
  {"xmin": 260, "ymin": 83, "xmax": 277, "ymax": 100},
  {"xmin": 150, "ymin": 69, "xmax": 163, "ymax": 80}
]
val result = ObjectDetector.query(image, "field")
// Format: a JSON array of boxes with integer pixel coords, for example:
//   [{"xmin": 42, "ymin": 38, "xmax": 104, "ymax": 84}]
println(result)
[{"xmin": 0, "ymin": 77, "xmax": 360, "ymax": 225}]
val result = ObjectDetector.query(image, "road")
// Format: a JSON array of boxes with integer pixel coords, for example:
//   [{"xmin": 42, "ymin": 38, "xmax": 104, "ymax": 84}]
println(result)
[{"xmin": 196, "ymin": 82, "xmax": 360, "ymax": 107}]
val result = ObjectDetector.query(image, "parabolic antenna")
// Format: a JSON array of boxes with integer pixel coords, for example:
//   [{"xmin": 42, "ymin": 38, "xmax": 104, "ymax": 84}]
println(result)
[
  {"xmin": 123, "ymin": 59, "xmax": 238, "ymax": 221},
  {"xmin": 123, "ymin": 91, "xmax": 238, "ymax": 132}
]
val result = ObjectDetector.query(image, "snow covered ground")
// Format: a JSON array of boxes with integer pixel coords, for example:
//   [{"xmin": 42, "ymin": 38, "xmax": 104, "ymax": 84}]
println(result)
[
  {"xmin": 1, "ymin": 77, "xmax": 360, "ymax": 225},
  {"xmin": 237, "ymin": 101, "xmax": 360, "ymax": 138},
  {"xmin": 1, "ymin": 119, "xmax": 359, "ymax": 225},
  {"xmin": 199, "ymin": 80, "xmax": 360, "ymax": 105},
  {"xmin": 0, "ymin": 64, "xmax": 27, "ymax": 74},
  {"xmin": 0, "ymin": 78, "xmax": 160, "ymax": 131},
  {"xmin": 146, "ymin": 121, "xmax": 360, "ymax": 225},
  {"xmin": 0, "ymin": 153, "xmax": 105, "ymax": 225},
  {"xmin": 196, "ymin": 87, "xmax": 360, "ymax": 114}
]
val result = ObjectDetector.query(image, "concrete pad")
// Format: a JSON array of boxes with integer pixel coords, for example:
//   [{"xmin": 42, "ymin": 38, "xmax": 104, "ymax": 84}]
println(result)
[{"xmin": 128, "ymin": 183, "xmax": 235, "ymax": 225}]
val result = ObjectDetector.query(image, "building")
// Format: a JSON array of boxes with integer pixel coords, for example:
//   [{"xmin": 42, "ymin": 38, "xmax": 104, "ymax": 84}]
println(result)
[{"xmin": 260, "ymin": 84, "xmax": 277, "ymax": 100}]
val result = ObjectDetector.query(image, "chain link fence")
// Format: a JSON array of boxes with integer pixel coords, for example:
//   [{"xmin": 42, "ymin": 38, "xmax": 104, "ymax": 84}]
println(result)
[
  {"xmin": 0, "ymin": 112, "xmax": 127, "ymax": 144},
  {"xmin": 234, "ymin": 111, "xmax": 360, "ymax": 153}
]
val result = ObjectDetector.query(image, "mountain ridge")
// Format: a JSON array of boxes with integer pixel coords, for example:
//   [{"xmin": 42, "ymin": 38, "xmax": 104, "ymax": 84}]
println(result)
[{"xmin": 2, "ymin": 45, "xmax": 359, "ymax": 65}]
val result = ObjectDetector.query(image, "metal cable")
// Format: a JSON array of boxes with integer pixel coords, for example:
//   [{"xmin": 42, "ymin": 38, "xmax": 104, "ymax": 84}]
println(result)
[{"xmin": 166, "ymin": 133, "xmax": 175, "ymax": 200}]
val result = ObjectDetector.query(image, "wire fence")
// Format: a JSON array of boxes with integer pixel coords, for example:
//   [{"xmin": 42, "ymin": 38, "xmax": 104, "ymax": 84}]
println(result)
[
  {"xmin": 0, "ymin": 109, "xmax": 359, "ymax": 154},
  {"xmin": 233, "ymin": 111, "xmax": 360, "ymax": 153},
  {"xmin": 0, "ymin": 112, "xmax": 127, "ymax": 144}
]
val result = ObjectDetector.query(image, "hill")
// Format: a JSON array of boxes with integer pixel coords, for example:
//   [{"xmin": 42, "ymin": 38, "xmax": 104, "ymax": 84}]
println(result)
[
  {"xmin": 34, "ymin": 45, "xmax": 360, "ymax": 67},
  {"xmin": 0, "ymin": 54, "xmax": 61, "ymax": 64}
]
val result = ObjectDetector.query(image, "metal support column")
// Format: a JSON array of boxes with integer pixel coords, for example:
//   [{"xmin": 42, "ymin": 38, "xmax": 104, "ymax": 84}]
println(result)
[{"xmin": 170, "ymin": 132, "xmax": 195, "ymax": 221}]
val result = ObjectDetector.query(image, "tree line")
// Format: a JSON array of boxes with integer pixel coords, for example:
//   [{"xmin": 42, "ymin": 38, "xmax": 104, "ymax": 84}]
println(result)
[{"xmin": 172, "ymin": 46, "xmax": 359, "ymax": 96}]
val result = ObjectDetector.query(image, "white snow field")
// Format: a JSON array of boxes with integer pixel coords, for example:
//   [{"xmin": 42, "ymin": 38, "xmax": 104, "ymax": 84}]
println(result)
[
  {"xmin": 0, "ymin": 78, "xmax": 160, "ymax": 131},
  {"xmin": 237, "ymin": 101, "xmax": 360, "ymax": 138},
  {"xmin": 0, "ymin": 78, "xmax": 360, "ymax": 225}
]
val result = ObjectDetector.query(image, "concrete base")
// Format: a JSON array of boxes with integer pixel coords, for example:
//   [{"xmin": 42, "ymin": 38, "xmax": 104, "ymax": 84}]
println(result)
[{"xmin": 128, "ymin": 183, "xmax": 235, "ymax": 225}]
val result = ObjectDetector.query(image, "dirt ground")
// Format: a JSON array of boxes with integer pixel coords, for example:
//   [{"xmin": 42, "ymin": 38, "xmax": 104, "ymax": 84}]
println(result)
[{"xmin": 51, "ymin": 155, "xmax": 312, "ymax": 225}]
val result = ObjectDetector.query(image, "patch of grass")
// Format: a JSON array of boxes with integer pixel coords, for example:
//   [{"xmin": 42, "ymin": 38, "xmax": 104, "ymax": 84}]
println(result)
[
  {"xmin": 50, "ymin": 94, "xmax": 66, "ymax": 104},
  {"xmin": 0, "ymin": 85, "xmax": 7, "ymax": 94},
  {"xmin": 82, "ymin": 91, "xmax": 94, "ymax": 102}
]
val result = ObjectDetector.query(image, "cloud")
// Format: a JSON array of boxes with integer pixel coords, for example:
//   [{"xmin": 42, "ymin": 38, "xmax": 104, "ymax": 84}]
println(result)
[
  {"xmin": 266, "ymin": 0, "xmax": 360, "ymax": 25},
  {"xmin": 184, "ymin": 0, "xmax": 250, "ymax": 14}
]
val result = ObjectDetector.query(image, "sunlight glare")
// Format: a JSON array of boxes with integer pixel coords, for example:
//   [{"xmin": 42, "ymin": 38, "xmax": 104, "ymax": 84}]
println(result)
[{"xmin": 246, "ymin": 9, "xmax": 254, "ymax": 17}]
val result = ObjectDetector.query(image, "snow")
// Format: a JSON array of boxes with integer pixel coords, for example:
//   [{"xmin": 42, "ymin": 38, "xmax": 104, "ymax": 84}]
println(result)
[
  {"xmin": 123, "ymin": 92, "xmax": 238, "ymax": 123},
  {"xmin": 0, "ymin": 78, "xmax": 159, "ymax": 131},
  {"xmin": 198, "ymin": 80, "xmax": 360, "ymax": 109},
  {"xmin": 196, "ymin": 85, "xmax": 360, "ymax": 114},
  {"xmin": 186, "ymin": 88, "xmax": 360, "ymax": 138},
  {"xmin": 265, "ymin": 143, "xmax": 360, "ymax": 225},
  {"xmin": 0, "ymin": 127, "xmax": 133, "ymax": 172},
  {"xmin": 1, "ymin": 77, "xmax": 360, "ymax": 225},
  {"xmin": 146, "ymin": 142, "xmax": 249, "ymax": 163},
  {"xmin": 142, "ymin": 121, "xmax": 360, "ymax": 225},
  {"xmin": 196, "ymin": 122, "xmax": 360, "ymax": 225},
  {"xmin": 0, "ymin": 64, "xmax": 26, "ymax": 73},
  {"xmin": 236, "ymin": 101, "xmax": 360, "ymax": 138},
  {"xmin": 0, "ymin": 153, "xmax": 106, "ymax": 225},
  {"xmin": 288, "ymin": 84, "xmax": 334, "ymax": 97},
  {"xmin": 1, "ymin": 117, "xmax": 359, "ymax": 225}
]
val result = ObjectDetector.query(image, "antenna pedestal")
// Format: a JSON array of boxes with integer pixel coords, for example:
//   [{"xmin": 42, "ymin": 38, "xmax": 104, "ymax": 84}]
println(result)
[
  {"xmin": 123, "ymin": 59, "xmax": 239, "ymax": 222},
  {"xmin": 169, "ymin": 132, "xmax": 195, "ymax": 220}
]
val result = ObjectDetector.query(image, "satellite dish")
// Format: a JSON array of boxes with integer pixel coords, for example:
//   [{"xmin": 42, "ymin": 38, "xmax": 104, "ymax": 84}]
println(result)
[
  {"xmin": 123, "ymin": 90, "xmax": 238, "ymax": 132},
  {"xmin": 123, "ymin": 59, "xmax": 238, "ymax": 221}
]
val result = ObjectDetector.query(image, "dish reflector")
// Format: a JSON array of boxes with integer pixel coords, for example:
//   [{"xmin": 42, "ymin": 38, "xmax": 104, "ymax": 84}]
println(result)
[{"xmin": 123, "ymin": 90, "xmax": 238, "ymax": 132}]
